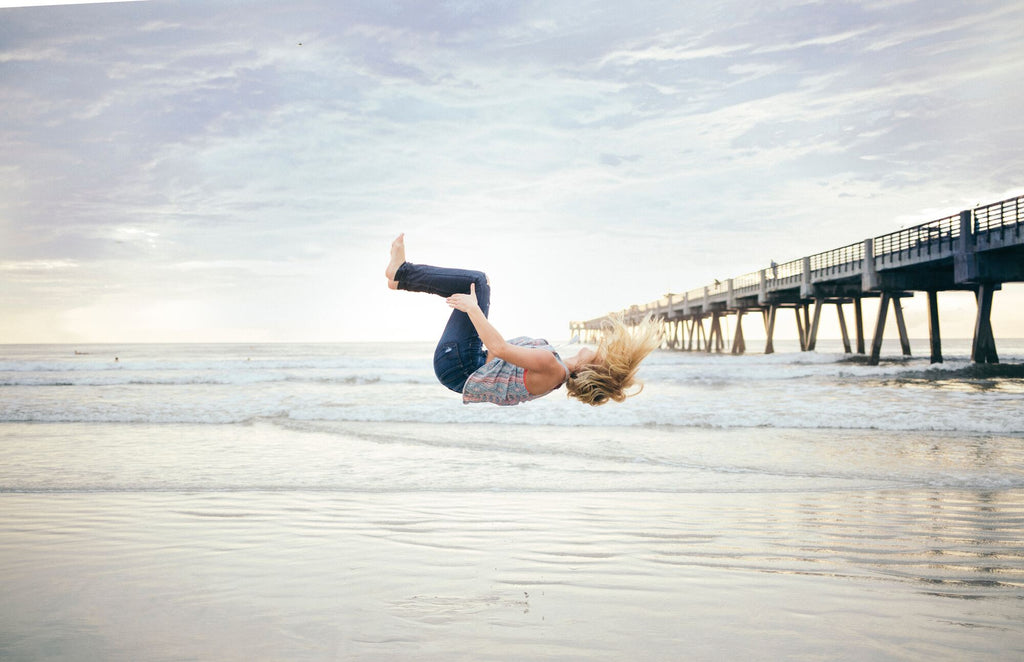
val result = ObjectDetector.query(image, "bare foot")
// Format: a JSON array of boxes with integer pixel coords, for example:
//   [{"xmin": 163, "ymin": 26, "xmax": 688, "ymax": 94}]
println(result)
[{"xmin": 385, "ymin": 233, "xmax": 405, "ymax": 289}]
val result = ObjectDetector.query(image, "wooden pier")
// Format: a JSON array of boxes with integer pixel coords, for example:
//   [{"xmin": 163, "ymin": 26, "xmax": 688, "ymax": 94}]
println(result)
[{"xmin": 571, "ymin": 194, "xmax": 1024, "ymax": 365}]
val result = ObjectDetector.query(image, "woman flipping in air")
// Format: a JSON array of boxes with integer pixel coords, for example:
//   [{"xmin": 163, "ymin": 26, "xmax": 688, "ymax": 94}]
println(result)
[{"xmin": 385, "ymin": 234, "xmax": 660, "ymax": 406}]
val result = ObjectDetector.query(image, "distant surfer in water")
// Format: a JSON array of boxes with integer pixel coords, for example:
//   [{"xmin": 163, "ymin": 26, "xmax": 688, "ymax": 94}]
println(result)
[{"xmin": 385, "ymin": 234, "xmax": 660, "ymax": 406}]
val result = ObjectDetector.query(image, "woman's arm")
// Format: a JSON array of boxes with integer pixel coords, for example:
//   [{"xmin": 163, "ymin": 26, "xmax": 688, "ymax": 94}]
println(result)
[{"xmin": 447, "ymin": 284, "xmax": 562, "ymax": 375}]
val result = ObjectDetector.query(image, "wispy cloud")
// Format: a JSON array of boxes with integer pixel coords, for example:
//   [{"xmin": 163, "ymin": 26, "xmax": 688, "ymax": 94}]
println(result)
[
  {"xmin": 752, "ymin": 27, "xmax": 875, "ymax": 54},
  {"xmin": 601, "ymin": 41, "xmax": 751, "ymax": 67},
  {"xmin": 864, "ymin": 3, "xmax": 1024, "ymax": 52}
]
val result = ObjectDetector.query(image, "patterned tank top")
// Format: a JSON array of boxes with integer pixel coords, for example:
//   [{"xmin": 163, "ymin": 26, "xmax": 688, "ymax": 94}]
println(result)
[{"xmin": 462, "ymin": 337, "xmax": 569, "ymax": 406}]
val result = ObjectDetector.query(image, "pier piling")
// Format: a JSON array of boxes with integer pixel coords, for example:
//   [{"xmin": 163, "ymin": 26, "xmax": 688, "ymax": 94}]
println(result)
[
  {"xmin": 854, "ymin": 298, "xmax": 865, "ymax": 354},
  {"xmin": 972, "ymin": 285, "xmax": 999, "ymax": 364},
  {"xmin": 835, "ymin": 302, "xmax": 852, "ymax": 354},
  {"xmin": 868, "ymin": 293, "xmax": 892, "ymax": 366},
  {"xmin": 763, "ymin": 306, "xmax": 777, "ymax": 355},
  {"xmin": 926, "ymin": 291, "xmax": 942, "ymax": 363},
  {"xmin": 731, "ymin": 311, "xmax": 747, "ymax": 355}
]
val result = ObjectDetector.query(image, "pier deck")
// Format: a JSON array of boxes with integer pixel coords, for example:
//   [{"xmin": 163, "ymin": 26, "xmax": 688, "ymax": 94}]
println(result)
[{"xmin": 572, "ymin": 194, "xmax": 1024, "ymax": 364}]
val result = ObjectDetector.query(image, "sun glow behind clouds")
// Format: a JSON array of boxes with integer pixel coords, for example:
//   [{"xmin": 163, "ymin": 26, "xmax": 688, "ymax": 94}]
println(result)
[{"xmin": 1, "ymin": 1, "xmax": 1023, "ymax": 343}]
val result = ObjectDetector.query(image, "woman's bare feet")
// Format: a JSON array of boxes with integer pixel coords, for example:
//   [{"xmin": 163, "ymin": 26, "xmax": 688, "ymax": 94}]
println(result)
[{"xmin": 385, "ymin": 233, "xmax": 406, "ymax": 289}]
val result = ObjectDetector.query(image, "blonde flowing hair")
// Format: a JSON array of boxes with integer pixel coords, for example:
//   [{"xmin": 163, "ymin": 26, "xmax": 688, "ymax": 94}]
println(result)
[{"xmin": 566, "ymin": 313, "xmax": 662, "ymax": 406}]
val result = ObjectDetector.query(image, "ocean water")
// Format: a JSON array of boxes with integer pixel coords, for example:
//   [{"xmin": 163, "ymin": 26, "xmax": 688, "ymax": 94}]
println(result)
[{"xmin": 1, "ymin": 340, "xmax": 1023, "ymax": 660}]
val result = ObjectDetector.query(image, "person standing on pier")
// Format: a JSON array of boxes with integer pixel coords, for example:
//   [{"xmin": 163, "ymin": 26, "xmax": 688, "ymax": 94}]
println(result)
[{"xmin": 384, "ymin": 234, "xmax": 661, "ymax": 406}]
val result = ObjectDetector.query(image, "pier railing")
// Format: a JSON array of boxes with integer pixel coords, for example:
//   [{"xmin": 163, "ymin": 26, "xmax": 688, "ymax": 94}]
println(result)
[
  {"xmin": 976, "ymin": 195, "xmax": 1023, "ymax": 233},
  {"xmin": 975, "ymin": 195, "xmax": 1023, "ymax": 250},
  {"xmin": 733, "ymin": 270, "xmax": 760, "ymax": 292},
  {"xmin": 774, "ymin": 258, "xmax": 803, "ymax": 282},
  {"xmin": 873, "ymin": 212, "xmax": 960, "ymax": 267},
  {"xmin": 810, "ymin": 241, "xmax": 863, "ymax": 275}
]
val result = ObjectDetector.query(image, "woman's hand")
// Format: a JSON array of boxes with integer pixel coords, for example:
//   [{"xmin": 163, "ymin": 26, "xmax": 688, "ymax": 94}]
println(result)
[{"xmin": 446, "ymin": 282, "xmax": 481, "ymax": 313}]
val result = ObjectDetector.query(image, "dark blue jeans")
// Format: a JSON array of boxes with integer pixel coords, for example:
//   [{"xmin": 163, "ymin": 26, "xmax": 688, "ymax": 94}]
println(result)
[{"xmin": 394, "ymin": 262, "xmax": 491, "ymax": 393}]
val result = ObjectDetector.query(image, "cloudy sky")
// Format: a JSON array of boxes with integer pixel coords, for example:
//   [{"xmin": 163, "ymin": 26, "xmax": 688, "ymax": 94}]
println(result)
[{"xmin": 2, "ymin": 0, "xmax": 1022, "ymax": 344}]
